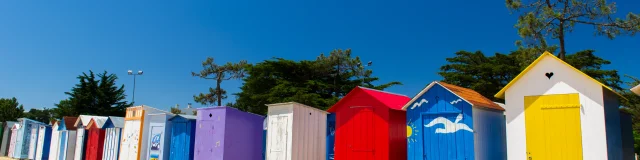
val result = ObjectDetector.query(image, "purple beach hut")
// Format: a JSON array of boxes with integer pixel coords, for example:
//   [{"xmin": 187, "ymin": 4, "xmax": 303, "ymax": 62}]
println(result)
[{"xmin": 194, "ymin": 106, "xmax": 265, "ymax": 160}]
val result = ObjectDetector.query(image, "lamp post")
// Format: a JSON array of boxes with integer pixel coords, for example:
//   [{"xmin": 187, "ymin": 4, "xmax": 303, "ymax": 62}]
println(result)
[{"xmin": 128, "ymin": 70, "xmax": 143, "ymax": 105}]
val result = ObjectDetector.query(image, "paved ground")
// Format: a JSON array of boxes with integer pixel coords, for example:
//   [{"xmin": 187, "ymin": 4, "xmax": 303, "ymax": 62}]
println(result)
[{"xmin": 0, "ymin": 157, "xmax": 15, "ymax": 160}]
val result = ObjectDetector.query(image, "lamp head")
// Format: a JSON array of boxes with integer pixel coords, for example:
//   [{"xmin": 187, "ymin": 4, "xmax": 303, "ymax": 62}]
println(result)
[
  {"xmin": 138, "ymin": 70, "xmax": 143, "ymax": 75},
  {"xmin": 127, "ymin": 70, "xmax": 133, "ymax": 75}
]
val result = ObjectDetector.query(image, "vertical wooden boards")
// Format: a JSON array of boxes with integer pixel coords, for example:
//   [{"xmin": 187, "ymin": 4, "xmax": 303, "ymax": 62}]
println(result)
[{"xmin": 525, "ymin": 93, "xmax": 582, "ymax": 160}]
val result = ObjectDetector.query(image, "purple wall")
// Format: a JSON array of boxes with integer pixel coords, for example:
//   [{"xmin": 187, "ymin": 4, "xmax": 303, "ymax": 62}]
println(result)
[{"xmin": 194, "ymin": 107, "xmax": 264, "ymax": 160}]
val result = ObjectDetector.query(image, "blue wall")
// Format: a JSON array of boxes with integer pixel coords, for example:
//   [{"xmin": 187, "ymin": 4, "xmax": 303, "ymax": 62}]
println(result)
[
  {"xmin": 169, "ymin": 116, "xmax": 196, "ymax": 160},
  {"xmin": 406, "ymin": 84, "xmax": 474, "ymax": 160},
  {"xmin": 326, "ymin": 113, "xmax": 335, "ymax": 160},
  {"xmin": 471, "ymin": 107, "xmax": 507, "ymax": 160},
  {"xmin": 39, "ymin": 126, "xmax": 52, "ymax": 160}
]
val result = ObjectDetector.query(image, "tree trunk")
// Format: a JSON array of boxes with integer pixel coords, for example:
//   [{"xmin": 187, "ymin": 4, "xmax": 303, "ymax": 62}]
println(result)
[
  {"xmin": 558, "ymin": 20, "xmax": 566, "ymax": 60},
  {"xmin": 216, "ymin": 78, "xmax": 222, "ymax": 106}
]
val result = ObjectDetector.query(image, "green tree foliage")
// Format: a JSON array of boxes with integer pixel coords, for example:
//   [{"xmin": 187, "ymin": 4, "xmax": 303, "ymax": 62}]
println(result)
[
  {"xmin": 24, "ymin": 108, "xmax": 54, "ymax": 124},
  {"xmin": 620, "ymin": 75, "xmax": 640, "ymax": 154},
  {"xmin": 170, "ymin": 106, "xmax": 183, "ymax": 114},
  {"xmin": 439, "ymin": 51, "xmax": 521, "ymax": 102},
  {"xmin": 192, "ymin": 58, "xmax": 248, "ymax": 106},
  {"xmin": 440, "ymin": 50, "xmax": 621, "ymax": 102},
  {"xmin": 506, "ymin": 0, "xmax": 640, "ymax": 59},
  {"xmin": 0, "ymin": 97, "xmax": 25, "ymax": 122},
  {"xmin": 234, "ymin": 49, "xmax": 402, "ymax": 115},
  {"xmin": 53, "ymin": 71, "xmax": 129, "ymax": 118}
]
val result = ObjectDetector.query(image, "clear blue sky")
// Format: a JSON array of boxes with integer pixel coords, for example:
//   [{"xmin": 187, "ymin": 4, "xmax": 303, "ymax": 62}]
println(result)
[{"xmin": 0, "ymin": 0, "xmax": 638, "ymax": 111}]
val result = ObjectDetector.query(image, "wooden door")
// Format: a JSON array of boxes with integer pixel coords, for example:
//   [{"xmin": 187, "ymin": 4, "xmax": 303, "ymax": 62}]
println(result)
[
  {"xmin": 148, "ymin": 125, "xmax": 165, "ymax": 160},
  {"xmin": 525, "ymin": 93, "xmax": 582, "ymax": 160},
  {"xmin": 170, "ymin": 122, "xmax": 187, "ymax": 160},
  {"xmin": 119, "ymin": 120, "xmax": 141, "ymax": 160},
  {"xmin": 268, "ymin": 115, "xmax": 289, "ymax": 160},
  {"xmin": 36, "ymin": 127, "xmax": 45, "ymax": 160},
  {"xmin": 422, "ymin": 113, "xmax": 468, "ymax": 160},
  {"xmin": 74, "ymin": 129, "xmax": 85, "ymax": 160},
  {"xmin": 58, "ymin": 131, "xmax": 67, "ymax": 160},
  {"xmin": 102, "ymin": 128, "xmax": 121, "ymax": 160},
  {"xmin": 85, "ymin": 129, "xmax": 97, "ymax": 160},
  {"xmin": 349, "ymin": 107, "xmax": 375, "ymax": 160},
  {"xmin": 28, "ymin": 125, "xmax": 38, "ymax": 159}
]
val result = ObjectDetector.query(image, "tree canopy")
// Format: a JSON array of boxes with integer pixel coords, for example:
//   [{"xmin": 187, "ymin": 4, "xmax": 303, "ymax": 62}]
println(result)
[
  {"xmin": 234, "ymin": 49, "xmax": 402, "ymax": 115},
  {"xmin": 506, "ymin": 0, "xmax": 640, "ymax": 59},
  {"xmin": 0, "ymin": 97, "xmax": 25, "ymax": 122},
  {"xmin": 53, "ymin": 70, "xmax": 130, "ymax": 118},
  {"xmin": 192, "ymin": 58, "xmax": 248, "ymax": 106},
  {"xmin": 439, "ymin": 49, "xmax": 622, "ymax": 102},
  {"xmin": 24, "ymin": 108, "xmax": 54, "ymax": 124}
]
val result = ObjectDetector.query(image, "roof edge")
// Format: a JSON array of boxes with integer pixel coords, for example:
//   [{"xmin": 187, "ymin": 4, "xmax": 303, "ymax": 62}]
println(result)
[{"xmin": 494, "ymin": 51, "xmax": 626, "ymax": 100}]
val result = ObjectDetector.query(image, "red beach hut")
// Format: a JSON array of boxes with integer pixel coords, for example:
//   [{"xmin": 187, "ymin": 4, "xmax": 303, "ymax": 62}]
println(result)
[
  {"xmin": 327, "ymin": 86, "xmax": 411, "ymax": 160},
  {"xmin": 84, "ymin": 117, "xmax": 108, "ymax": 160}
]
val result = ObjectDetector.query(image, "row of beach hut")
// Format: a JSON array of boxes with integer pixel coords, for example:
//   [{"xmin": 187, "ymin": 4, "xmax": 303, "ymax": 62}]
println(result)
[{"xmin": 0, "ymin": 52, "xmax": 636, "ymax": 160}]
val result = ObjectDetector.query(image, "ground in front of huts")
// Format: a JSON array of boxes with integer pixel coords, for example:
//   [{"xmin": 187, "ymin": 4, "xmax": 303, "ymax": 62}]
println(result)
[{"xmin": 0, "ymin": 157, "xmax": 16, "ymax": 160}]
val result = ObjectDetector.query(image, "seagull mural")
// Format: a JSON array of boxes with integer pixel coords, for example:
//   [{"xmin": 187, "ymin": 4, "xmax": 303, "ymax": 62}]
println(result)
[
  {"xmin": 424, "ymin": 113, "xmax": 473, "ymax": 134},
  {"xmin": 410, "ymin": 99, "xmax": 428, "ymax": 110}
]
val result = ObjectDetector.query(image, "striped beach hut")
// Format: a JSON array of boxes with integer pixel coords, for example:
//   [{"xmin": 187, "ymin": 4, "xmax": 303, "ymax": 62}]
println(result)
[
  {"xmin": 74, "ymin": 115, "xmax": 107, "ymax": 160},
  {"xmin": 54, "ymin": 117, "xmax": 79, "ymax": 160},
  {"xmin": 35, "ymin": 124, "xmax": 52, "ymax": 160},
  {"xmin": 102, "ymin": 116, "xmax": 125, "ymax": 160},
  {"xmin": 0, "ymin": 121, "xmax": 17, "ymax": 156},
  {"xmin": 48, "ymin": 120, "xmax": 61, "ymax": 160}
]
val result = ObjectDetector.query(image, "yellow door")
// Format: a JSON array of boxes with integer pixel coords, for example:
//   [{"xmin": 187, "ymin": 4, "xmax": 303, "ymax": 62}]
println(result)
[{"xmin": 524, "ymin": 93, "xmax": 583, "ymax": 160}]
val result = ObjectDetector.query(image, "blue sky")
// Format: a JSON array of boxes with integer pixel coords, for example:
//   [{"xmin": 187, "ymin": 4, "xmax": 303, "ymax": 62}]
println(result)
[{"xmin": 0, "ymin": 0, "xmax": 638, "ymax": 111}]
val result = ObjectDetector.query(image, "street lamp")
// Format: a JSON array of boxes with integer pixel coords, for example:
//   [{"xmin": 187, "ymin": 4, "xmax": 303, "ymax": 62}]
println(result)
[{"xmin": 128, "ymin": 70, "xmax": 143, "ymax": 105}]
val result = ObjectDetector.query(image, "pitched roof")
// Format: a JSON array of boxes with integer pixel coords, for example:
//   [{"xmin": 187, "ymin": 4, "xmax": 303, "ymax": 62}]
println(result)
[
  {"xmin": 62, "ymin": 116, "xmax": 78, "ymax": 130},
  {"xmin": 108, "ymin": 116, "xmax": 125, "ymax": 128},
  {"xmin": 327, "ymin": 86, "xmax": 411, "ymax": 112},
  {"xmin": 495, "ymin": 51, "xmax": 624, "ymax": 99},
  {"xmin": 75, "ymin": 115, "xmax": 107, "ymax": 127},
  {"xmin": 86, "ymin": 117, "xmax": 109, "ymax": 129},
  {"xmin": 401, "ymin": 81, "xmax": 504, "ymax": 111},
  {"xmin": 632, "ymin": 84, "xmax": 640, "ymax": 96}
]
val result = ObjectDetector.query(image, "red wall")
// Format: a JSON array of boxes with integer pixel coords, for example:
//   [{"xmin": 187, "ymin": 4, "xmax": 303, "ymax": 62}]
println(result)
[
  {"xmin": 85, "ymin": 128, "xmax": 106, "ymax": 160},
  {"xmin": 388, "ymin": 109, "xmax": 407, "ymax": 160},
  {"xmin": 334, "ymin": 94, "xmax": 406, "ymax": 160}
]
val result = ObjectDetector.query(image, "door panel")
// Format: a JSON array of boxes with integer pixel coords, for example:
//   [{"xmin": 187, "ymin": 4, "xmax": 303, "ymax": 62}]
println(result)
[
  {"xmin": 120, "ymin": 120, "xmax": 141, "ymax": 160},
  {"xmin": 268, "ymin": 115, "xmax": 288, "ymax": 160},
  {"xmin": 422, "ymin": 114, "xmax": 460, "ymax": 160},
  {"xmin": 170, "ymin": 122, "xmax": 187, "ymax": 160},
  {"xmin": 349, "ymin": 107, "xmax": 374, "ymax": 160},
  {"xmin": 58, "ymin": 132, "xmax": 67, "ymax": 160},
  {"xmin": 148, "ymin": 126, "xmax": 165, "ymax": 160},
  {"xmin": 28, "ymin": 125, "xmax": 38, "ymax": 159},
  {"xmin": 525, "ymin": 93, "xmax": 582, "ymax": 160}
]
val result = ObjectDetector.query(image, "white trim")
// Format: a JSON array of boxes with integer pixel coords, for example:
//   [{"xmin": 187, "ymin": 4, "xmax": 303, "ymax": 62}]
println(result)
[{"xmin": 401, "ymin": 81, "xmax": 473, "ymax": 110}]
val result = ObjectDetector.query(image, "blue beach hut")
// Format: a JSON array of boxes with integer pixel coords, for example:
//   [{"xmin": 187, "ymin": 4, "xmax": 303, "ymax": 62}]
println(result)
[
  {"xmin": 168, "ymin": 115, "xmax": 196, "ymax": 160},
  {"xmin": 12, "ymin": 118, "xmax": 44, "ymax": 159},
  {"xmin": 402, "ymin": 81, "xmax": 507, "ymax": 160}
]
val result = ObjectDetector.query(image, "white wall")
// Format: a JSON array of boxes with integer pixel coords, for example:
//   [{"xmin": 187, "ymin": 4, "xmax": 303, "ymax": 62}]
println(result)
[
  {"xmin": 291, "ymin": 103, "xmax": 327, "ymax": 160},
  {"xmin": 504, "ymin": 56, "xmax": 608, "ymax": 160},
  {"xmin": 266, "ymin": 104, "xmax": 293, "ymax": 160},
  {"xmin": 48, "ymin": 124, "xmax": 59, "ymax": 160}
]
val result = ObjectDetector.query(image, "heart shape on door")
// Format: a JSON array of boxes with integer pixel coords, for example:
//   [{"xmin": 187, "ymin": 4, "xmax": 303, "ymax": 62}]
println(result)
[{"xmin": 545, "ymin": 72, "xmax": 554, "ymax": 79}]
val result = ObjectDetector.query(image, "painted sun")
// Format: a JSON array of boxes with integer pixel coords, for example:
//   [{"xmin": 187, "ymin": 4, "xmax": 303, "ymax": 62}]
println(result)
[{"xmin": 406, "ymin": 120, "xmax": 419, "ymax": 145}]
